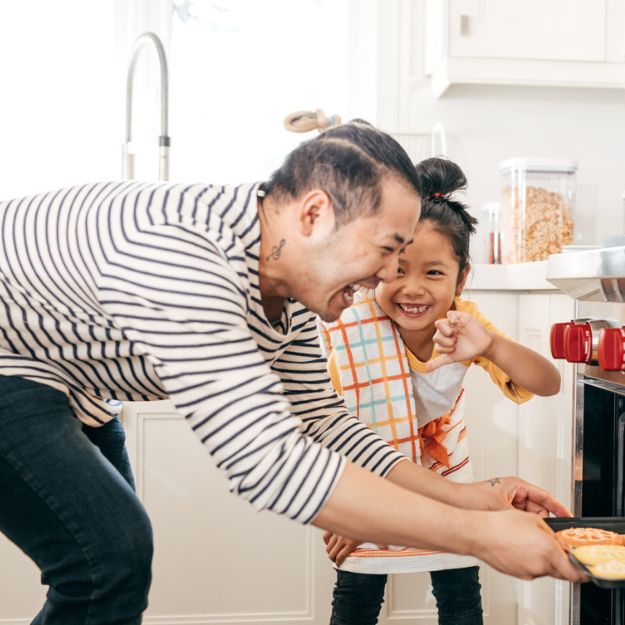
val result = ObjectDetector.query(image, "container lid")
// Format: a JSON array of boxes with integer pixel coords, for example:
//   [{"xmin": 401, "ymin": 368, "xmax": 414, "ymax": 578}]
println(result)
[
  {"xmin": 481, "ymin": 201, "xmax": 500, "ymax": 213},
  {"xmin": 499, "ymin": 157, "xmax": 578, "ymax": 174}
]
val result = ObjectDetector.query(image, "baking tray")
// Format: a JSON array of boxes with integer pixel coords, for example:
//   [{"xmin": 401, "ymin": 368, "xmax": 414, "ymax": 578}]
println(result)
[{"xmin": 545, "ymin": 517, "xmax": 625, "ymax": 589}]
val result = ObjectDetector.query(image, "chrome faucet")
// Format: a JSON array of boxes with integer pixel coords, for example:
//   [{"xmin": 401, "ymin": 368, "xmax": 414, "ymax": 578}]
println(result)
[{"xmin": 122, "ymin": 32, "xmax": 170, "ymax": 181}]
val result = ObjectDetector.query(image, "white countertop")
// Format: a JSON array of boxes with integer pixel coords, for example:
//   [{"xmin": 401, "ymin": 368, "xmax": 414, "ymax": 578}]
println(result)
[{"xmin": 466, "ymin": 261, "xmax": 555, "ymax": 291}]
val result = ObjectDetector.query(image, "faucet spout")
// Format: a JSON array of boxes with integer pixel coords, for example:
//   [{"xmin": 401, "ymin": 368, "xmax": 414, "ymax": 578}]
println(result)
[{"xmin": 123, "ymin": 32, "xmax": 170, "ymax": 181}]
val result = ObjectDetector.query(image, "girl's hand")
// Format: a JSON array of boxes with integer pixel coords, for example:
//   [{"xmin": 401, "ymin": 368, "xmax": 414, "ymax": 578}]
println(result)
[
  {"xmin": 427, "ymin": 310, "xmax": 492, "ymax": 371},
  {"xmin": 322, "ymin": 531, "xmax": 364, "ymax": 567}
]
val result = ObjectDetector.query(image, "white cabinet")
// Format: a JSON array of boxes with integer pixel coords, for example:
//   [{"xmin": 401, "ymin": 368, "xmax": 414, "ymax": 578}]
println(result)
[
  {"xmin": 121, "ymin": 401, "xmax": 335, "ymax": 624},
  {"xmin": 463, "ymin": 287, "xmax": 576, "ymax": 625},
  {"xmin": 516, "ymin": 292, "xmax": 575, "ymax": 625},
  {"xmin": 439, "ymin": 291, "xmax": 520, "ymax": 625},
  {"xmin": 424, "ymin": 0, "xmax": 625, "ymax": 97},
  {"xmin": 0, "ymin": 538, "xmax": 45, "ymax": 625}
]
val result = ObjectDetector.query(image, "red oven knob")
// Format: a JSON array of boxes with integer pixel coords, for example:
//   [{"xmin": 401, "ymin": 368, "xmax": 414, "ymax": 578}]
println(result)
[
  {"xmin": 564, "ymin": 323, "xmax": 592, "ymax": 363},
  {"xmin": 598, "ymin": 327, "xmax": 625, "ymax": 371},
  {"xmin": 550, "ymin": 322, "xmax": 575, "ymax": 359}
]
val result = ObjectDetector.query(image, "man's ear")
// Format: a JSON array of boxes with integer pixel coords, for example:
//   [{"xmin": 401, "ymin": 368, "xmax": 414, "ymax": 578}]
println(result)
[
  {"xmin": 456, "ymin": 264, "xmax": 470, "ymax": 296},
  {"xmin": 298, "ymin": 189, "xmax": 335, "ymax": 237}
]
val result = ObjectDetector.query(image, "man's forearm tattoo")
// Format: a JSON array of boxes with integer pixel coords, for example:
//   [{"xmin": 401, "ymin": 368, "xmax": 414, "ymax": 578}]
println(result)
[
  {"xmin": 489, "ymin": 478, "xmax": 502, "ymax": 487},
  {"xmin": 266, "ymin": 239, "xmax": 286, "ymax": 261}
]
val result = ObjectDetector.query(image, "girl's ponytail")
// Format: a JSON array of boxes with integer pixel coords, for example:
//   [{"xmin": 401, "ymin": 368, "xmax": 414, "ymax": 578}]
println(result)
[{"xmin": 415, "ymin": 157, "xmax": 477, "ymax": 275}]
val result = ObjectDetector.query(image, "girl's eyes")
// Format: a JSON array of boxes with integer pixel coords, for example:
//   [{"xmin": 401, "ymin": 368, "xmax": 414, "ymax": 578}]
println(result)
[{"xmin": 397, "ymin": 268, "xmax": 446, "ymax": 277}]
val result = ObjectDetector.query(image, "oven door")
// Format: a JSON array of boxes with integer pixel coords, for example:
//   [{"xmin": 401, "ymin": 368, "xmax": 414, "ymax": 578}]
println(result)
[{"xmin": 574, "ymin": 374, "xmax": 625, "ymax": 625}]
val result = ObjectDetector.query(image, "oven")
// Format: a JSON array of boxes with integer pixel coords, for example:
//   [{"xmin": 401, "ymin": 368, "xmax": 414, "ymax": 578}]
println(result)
[{"xmin": 547, "ymin": 244, "xmax": 625, "ymax": 625}]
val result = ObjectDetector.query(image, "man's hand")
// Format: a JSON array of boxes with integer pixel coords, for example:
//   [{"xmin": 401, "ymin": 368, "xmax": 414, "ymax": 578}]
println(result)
[
  {"xmin": 468, "ymin": 476, "xmax": 573, "ymax": 517},
  {"xmin": 427, "ymin": 310, "xmax": 492, "ymax": 371},
  {"xmin": 322, "ymin": 531, "xmax": 362, "ymax": 567},
  {"xmin": 474, "ymin": 508, "xmax": 586, "ymax": 582}
]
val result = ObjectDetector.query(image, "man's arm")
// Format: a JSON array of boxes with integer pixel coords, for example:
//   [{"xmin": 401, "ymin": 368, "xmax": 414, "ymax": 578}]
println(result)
[
  {"xmin": 313, "ymin": 462, "xmax": 584, "ymax": 582},
  {"xmin": 385, "ymin": 459, "xmax": 572, "ymax": 517}
]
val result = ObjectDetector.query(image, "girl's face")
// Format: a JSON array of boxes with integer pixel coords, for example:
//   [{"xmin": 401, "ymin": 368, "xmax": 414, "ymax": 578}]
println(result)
[{"xmin": 375, "ymin": 220, "xmax": 469, "ymax": 334}]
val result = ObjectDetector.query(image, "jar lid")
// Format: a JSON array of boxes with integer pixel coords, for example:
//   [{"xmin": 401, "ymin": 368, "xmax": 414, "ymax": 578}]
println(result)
[
  {"xmin": 481, "ymin": 201, "xmax": 500, "ymax": 214},
  {"xmin": 499, "ymin": 157, "xmax": 578, "ymax": 174}
]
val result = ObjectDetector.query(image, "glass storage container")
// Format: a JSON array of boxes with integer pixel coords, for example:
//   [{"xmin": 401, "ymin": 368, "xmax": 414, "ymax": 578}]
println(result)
[{"xmin": 499, "ymin": 158, "xmax": 577, "ymax": 263}]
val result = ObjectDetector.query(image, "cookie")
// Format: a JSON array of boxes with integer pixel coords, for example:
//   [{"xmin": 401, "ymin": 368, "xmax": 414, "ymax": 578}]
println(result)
[
  {"xmin": 572, "ymin": 545, "xmax": 625, "ymax": 567},
  {"xmin": 590, "ymin": 559, "xmax": 625, "ymax": 580},
  {"xmin": 556, "ymin": 527, "xmax": 624, "ymax": 548}
]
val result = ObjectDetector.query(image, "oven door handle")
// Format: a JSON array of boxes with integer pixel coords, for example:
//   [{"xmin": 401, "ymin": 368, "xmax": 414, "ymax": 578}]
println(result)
[{"xmin": 617, "ymin": 414, "xmax": 625, "ymax": 517}]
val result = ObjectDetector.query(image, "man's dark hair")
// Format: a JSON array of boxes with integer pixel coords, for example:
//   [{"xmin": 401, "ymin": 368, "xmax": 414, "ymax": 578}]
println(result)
[{"xmin": 263, "ymin": 120, "xmax": 421, "ymax": 226}]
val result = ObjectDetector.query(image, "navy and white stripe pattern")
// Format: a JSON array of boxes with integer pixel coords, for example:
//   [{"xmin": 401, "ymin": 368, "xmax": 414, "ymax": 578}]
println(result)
[{"xmin": 0, "ymin": 181, "xmax": 406, "ymax": 522}]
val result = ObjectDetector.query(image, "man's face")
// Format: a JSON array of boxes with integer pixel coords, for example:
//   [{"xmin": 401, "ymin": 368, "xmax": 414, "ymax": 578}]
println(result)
[{"xmin": 298, "ymin": 177, "xmax": 421, "ymax": 322}]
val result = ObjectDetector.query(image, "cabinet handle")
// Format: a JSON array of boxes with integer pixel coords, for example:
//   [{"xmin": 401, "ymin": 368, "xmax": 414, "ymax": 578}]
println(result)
[{"xmin": 460, "ymin": 14, "xmax": 470, "ymax": 36}]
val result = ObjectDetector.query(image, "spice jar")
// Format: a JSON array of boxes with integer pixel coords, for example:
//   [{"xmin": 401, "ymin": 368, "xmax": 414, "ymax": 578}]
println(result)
[
  {"xmin": 482, "ymin": 201, "xmax": 501, "ymax": 264},
  {"xmin": 499, "ymin": 158, "xmax": 577, "ymax": 263}
]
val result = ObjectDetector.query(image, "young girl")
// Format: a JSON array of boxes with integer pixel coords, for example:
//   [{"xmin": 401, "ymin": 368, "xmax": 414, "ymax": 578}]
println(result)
[{"xmin": 320, "ymin": 157, "xmax": 561, "ymax": 625}]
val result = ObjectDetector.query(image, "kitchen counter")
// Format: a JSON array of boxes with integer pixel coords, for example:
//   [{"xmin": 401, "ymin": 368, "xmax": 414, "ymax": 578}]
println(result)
[{"xmin": 466, "ymin": 261, "xmax": 555, "ymax": 291}]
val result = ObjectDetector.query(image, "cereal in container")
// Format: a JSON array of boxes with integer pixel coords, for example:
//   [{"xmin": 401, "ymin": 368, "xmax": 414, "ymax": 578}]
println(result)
[{"xmin": 499, "ymin": 158, "xmax": 577, "ymax": 263}]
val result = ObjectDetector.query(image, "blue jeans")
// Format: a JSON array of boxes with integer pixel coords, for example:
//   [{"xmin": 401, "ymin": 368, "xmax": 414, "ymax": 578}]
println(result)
[
  {"xmin": 0, "ymin": 375, "xmax": 153, "ymax": 625},
  {"xmin": 330, "ymin": 566, "xmax": 483, "ymax": 625}
]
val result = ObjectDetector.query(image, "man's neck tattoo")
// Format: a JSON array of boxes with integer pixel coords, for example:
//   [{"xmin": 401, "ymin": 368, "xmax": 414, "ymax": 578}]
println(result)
[
  {"xmin": 489, "ymin": 478, "xmax": 502, "ymax": 487},
  {"xmin": 266, "ymin": 238, "xmax": 286, "ymax": 261}
]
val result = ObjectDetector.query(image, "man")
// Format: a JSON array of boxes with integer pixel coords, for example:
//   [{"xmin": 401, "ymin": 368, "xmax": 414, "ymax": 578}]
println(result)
[{"xmin": 0, "ymin": 121, "xmax": 583, "ymax": 625}]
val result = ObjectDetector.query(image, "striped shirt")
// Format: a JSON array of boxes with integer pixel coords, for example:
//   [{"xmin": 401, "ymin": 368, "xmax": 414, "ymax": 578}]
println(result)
[{"xmin": 0, "ymin": 181, "xmax": 406, "ymax": 523}]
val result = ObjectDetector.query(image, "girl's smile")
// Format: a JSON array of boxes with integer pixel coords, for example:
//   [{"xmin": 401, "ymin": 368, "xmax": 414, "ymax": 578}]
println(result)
[
  {"xmin": 375, "ymin": 220, "xmax": 469, "ymax": 359},
  {"xmin": 396, "ymin": 303, "xmax": 432, "ymax": 317}
]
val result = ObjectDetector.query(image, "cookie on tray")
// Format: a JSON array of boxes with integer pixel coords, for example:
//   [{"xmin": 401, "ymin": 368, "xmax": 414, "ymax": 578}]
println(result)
[
  {"xmin": 571, "ymin": 545, "xmax": 625, "ymax": 567},
  {"xmin": 590, "ymin": 560, "xmax": 625, "ymax": 580},
  {"xmin": 556, "ymin": 527, "xmax": 624, "ymax": 549}
]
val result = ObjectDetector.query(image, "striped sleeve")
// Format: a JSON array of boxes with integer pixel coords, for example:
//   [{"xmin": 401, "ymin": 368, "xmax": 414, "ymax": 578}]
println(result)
[
  {"xmin": 275, "ymin": 315, "xmax": 408, "ymax": 476},
  {"xmin": 96, "ymin": 222, "xmax": 344, "ymax": 523}
]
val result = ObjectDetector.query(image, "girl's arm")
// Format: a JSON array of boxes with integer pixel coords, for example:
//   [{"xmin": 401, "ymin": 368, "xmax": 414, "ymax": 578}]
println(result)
[
  {"xmin": 427, "ymin": 310, "xmax": 560, "ymax": 396},
  {"xmin": 481, "ymin": 331, "xmax": 560, "ymax": 396}
]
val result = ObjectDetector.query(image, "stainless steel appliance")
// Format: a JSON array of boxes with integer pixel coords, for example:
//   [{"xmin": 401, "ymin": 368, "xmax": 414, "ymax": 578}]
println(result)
[{"xmin": 547, "ymin": 244, "xmax": 625, "ymax": 625}]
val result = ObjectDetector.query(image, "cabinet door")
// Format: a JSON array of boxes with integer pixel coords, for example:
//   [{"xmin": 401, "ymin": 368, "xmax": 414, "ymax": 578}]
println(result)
[
  {"xmin": 432, "ymin": 290, "xmax": 519, "ymax": 625},
  {"xmin": 516, "ymin": 292, "xmax": 574, "ymax": 625},
  {"xmin": 122, "ymin": 401, "xmax": 336, "ymax": 625},
  {"xmin": 0, "ymin": 536, "xmax": 45, "ymax": 624},
  {"xmin": 448, "ymin": 0, "xmax": 606, "ymax": 62}
]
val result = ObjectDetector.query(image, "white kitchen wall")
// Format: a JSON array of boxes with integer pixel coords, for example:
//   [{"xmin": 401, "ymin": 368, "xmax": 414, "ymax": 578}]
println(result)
[
  {"xmin": 375, "ymin": 0, "xmax": 625, "ymax": 263},
  {"xmin": 409, "ymin": 84, "xmax": 625, "ymax": 262}
]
